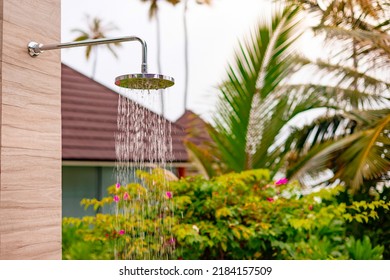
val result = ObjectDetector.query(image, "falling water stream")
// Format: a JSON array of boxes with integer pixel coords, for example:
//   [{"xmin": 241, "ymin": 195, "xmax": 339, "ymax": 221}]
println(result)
[{"xmin": 114, "ymin": 90, "xmax": 174, "ymax": 260}]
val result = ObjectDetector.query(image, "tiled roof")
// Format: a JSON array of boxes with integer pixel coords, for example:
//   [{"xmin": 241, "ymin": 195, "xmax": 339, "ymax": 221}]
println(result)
[
  {"xmin": 175, "ymin": 110, "xmax": 212, "ymax": 145},
  {"xmin": 61, "ymin": 63, "xmax": 187, "ymax": 162}
]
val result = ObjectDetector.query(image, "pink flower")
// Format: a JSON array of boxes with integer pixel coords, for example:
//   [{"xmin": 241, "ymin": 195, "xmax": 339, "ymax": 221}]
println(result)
[
  {"xmin": 123, "ymin": 192, "xmax": 130, "ymax": 201},
  {"xmin": 166, "ymin": 191, "xmax": 173, "ymax": 199},
  {"xmin": 113, "ymin": 195, "xmax": 120, "ymax": 202},
  {"xmin": 275, "ymin": 178, "xmax": 288, "ymax": 186},
  {"xmin": 118, "ymin": 230, "xmax": 125, "ymax": 235},
  {"xmin": 116, "ymin": 183, "xmax": 121, "ymax": 189},
  {"xmin": 267, "ymin": 197, "xmax": 274, "ymax": 202},
  {"xmin": 168, "ymin": 238, "xmax": 176, "ymax": 245}
]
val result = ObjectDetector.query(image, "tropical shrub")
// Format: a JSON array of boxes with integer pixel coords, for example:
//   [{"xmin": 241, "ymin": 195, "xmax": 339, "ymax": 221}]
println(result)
[{"xmin": 63, "ymin": 169, "xmax": 389, "ymax": 260}]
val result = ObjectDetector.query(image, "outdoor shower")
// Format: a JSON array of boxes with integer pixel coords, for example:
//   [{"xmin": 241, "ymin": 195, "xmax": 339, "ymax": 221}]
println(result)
[
  {"xmin": 27, "ymin": 35, "xmax": 176, "ymax": 260},
  {"xmin": 27, "ymin": 36, "xmax": 175, "ymax": 90}
]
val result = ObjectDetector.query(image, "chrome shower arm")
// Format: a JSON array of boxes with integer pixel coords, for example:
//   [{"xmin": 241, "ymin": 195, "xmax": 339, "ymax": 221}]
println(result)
[{"xmin": 28, "ymin": 36, "xmax": 148, "ymax": 73}]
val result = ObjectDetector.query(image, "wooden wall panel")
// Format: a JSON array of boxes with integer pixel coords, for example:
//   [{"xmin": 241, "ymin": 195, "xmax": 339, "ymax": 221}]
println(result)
[
  {"xmin": 2, "ymin": 0, "xmax": 60, "ymax": 40},
  {"xmin": 0, "ymin": 0, "xmax": 61, "ymax": 259},
  {"xmin": 0, "ymin": 0, "xmax": 3, "ymax": 261}
]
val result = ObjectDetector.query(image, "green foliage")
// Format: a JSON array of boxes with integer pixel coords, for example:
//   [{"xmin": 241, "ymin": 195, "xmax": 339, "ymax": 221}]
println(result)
[
  {"xmin": 62, "ymin": 220, "xmax": 114, "ymax": 260},
  {"xmin": 346, "ymin": 236, "xmax": 384, "ymax": 260},
  {"xmin": 62, "ymin": 169, "xmax": 389, "ymax": 260}
]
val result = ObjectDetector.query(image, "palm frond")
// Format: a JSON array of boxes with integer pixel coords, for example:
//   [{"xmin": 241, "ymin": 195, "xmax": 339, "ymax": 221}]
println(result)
[
  {"xmin": 283, "ymin": 83, "xmax": 388, "ymax": 110},
  {"xmin": 297, "ymin": 0, "xmax": 388, "ymax": 30},
  {"xmin": 251, "ymin": 82, "xmax": 340, "ymax": 170},
  {"xmin": 71, "ymin": 15, "xmax": 122, "ymax": 67},
  {"xmin": 106, "ymin": 44, "xmax": 120, "ymax": 59},
  {"xmin": 376, "ymin": 18, "xmax": 390, "ymax": 30},
  {"xmin": 213, "ymin": 4, "xmax": 303, "ymax": 170},
  {"xmin": 72, "ymin": 34, "xmax": 90, "ymax": 42},
  {"xmin": 296, "ymin": 56, "xmax": 390, "ymax": 96},
  {"xmin": 319, "ymin": 26, "xmax": 390, "ymax": 65},
  {"xmin": 340, "ymin": 111, "xmax": 390, "ymax": 190},
  {"xmin": 184, "ymin": 141, "xmax": 217, "ymax": 179},
  {"xmin": 70, "ymin": 29, "xmax": 89, "ymax": 36},
  {"xmin": 141, "ymin": 0, "xmax": 180, "ymax": 20},
  {"xmin": 286, "ymin": 109, "xmax": 390, "ymax": 191},
  {"xmin": 286, "ymin": 136, "xmax": 348, "ymax": 181},
  {"xmin": 85, "ymin": 46, "xmax": 92, "ymax": 60}
]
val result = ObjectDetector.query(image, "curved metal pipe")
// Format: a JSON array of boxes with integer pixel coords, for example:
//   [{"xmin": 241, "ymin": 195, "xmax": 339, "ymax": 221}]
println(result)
[{"xmin": 28, "ymin": 36, "xmax": 148, "ymax": 73}]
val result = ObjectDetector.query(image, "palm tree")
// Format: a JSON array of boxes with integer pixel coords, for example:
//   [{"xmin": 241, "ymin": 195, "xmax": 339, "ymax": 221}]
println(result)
[
  {"xmin": 72, "ymin": 15, "xmax": 121, "ymax": 78},
  {"xmin": 186, "ymin": 1, "xmax": 390, "ymax": 192},
  {"xmin": 280, "ymin": 0, "xmax": 390, "ymax": 191},
  {"xmin": 186, "ymin": 4, "xmax": 309, "ymax": 177},
  {"xmin": 183, "ymin": 0, "xmax": 189, "ymax": 111}
]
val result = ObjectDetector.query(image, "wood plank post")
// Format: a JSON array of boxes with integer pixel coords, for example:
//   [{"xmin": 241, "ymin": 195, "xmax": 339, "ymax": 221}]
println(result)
[{"xmin": 0, "ymin": 0, "xmax": 62, "ymax": 259}]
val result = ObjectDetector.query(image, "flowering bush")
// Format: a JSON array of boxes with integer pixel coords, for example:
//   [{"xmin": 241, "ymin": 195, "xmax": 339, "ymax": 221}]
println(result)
[
  {"xmin": 63, "ymin": 169, "xmax": 175, "ymax": 260},
  {"xmin": 62, "ymin": 169, "xmax": 389, "ymax": 259}
]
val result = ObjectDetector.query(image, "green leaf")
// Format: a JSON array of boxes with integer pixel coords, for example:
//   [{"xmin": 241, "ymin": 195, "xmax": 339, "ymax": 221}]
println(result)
[
  {"xmin": 221, "ymin": 242, "xmax": 227, "ymax": 252},
  {"xmin": 215, "ymin": 207, "xmax": 233, "ymax": 219}
]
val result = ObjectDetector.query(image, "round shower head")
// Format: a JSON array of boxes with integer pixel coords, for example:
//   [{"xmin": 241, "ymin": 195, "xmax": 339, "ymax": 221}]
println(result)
[{"xmin": 115, "ymin": 73, "xmax": 175, "ymax": 90}]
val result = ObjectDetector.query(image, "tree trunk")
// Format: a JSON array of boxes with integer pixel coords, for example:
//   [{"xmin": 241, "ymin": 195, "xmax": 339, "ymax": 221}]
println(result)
[
  {"xmin": 183, "ymin": 0, "xmax": 189, "ymax": 111},
  {"xmin": 156, "ymin": 9, "xmax": 165, "ymax": 116}
]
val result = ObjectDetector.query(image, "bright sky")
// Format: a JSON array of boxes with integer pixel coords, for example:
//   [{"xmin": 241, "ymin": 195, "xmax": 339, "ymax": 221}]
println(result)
[{"xmin": 60, "ymin": 0, "xmax": 277, "ymax": 121}]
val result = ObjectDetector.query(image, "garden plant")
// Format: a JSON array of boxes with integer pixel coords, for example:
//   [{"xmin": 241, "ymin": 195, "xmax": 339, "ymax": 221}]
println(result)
[{"xmin": 63, "ymin": 169, "xmax": 389, "ymax": 260}]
